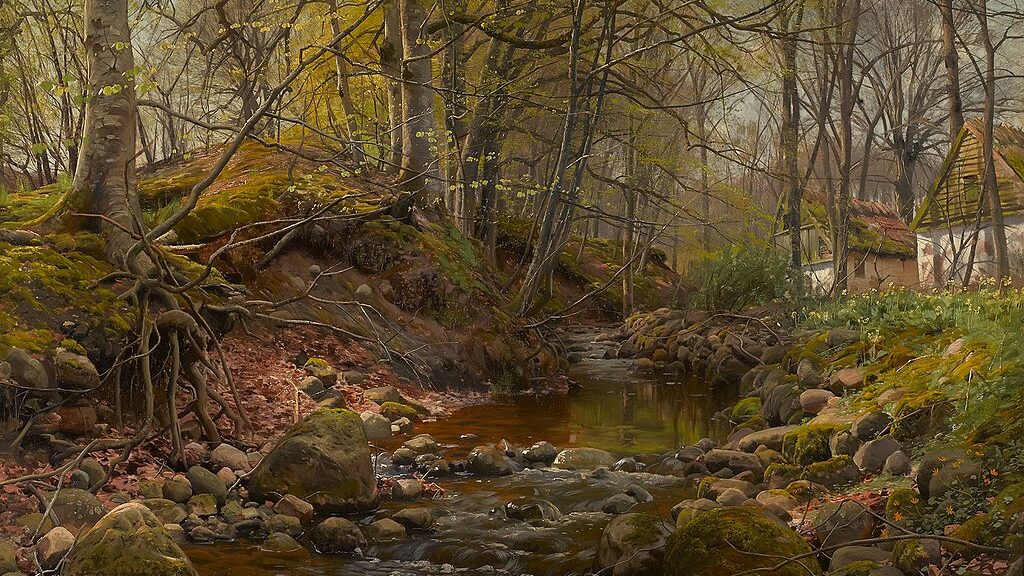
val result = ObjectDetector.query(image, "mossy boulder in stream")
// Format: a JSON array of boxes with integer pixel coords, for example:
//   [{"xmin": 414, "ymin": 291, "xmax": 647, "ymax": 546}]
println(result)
[
  {"xmin": 664, "ymin": 506, "xmax": 820, "ymax": 576},
  {"xmin": 595, "ymin": 513, "xmax": 670, "ymax": 576},
  {"xmin": 63, "ymin": 502, "xmax": 197, "ymax": 576},
  {"xmin": 249, "ymin": 408, "xmax": 378, "ymax": 511}
]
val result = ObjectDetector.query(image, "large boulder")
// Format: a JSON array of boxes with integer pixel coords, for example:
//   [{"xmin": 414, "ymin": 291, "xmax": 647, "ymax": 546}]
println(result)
[
  {"xmin": 63, "ymin": 502, "xmax": 198, "ymax": 576},
  {"xmin": 553, "ymin": 447, "xmax": 616, "ymax": 470},
  {"xmin": 249, "ymin": 409, "xmax": 378, "ymax": 511},
  {"xmin": 594, "ymin": 513, "xmax": 670, "ymax": 576},
  {"xmin": 664, "ymin": 507, "xmax": 820, "ymax": 576},
  {"xmin": 360, "ymin": 411, "xmax": 393, "ymax": 441}
]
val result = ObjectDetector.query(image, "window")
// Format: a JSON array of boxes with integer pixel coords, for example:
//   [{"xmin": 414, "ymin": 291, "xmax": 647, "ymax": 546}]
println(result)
[{"xmin": 855, "ymin": 260, "xmax": 866, "ymax": 278}]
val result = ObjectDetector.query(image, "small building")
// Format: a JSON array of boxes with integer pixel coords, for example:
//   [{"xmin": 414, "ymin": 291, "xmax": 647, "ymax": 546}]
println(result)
[
  {"xmin": 774, "ymin": 195, "xmax": 919, "ymax": 295},
  {"xmin": 912, "ymin": 121, "xmax": 1024, "ymax": 286}
]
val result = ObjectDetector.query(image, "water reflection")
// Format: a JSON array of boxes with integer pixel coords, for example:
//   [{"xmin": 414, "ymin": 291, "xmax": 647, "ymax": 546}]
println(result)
[{"xmin": 412, "ymin": 357, "xmax": 735, "ymax": 457}]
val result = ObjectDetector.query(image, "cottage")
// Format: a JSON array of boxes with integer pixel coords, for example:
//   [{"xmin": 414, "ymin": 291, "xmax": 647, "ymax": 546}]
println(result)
[
  {"xmin": 913, "ymin": 121, "xmax": 1024, "ymax": 286},
  {"xmin": 774, "ymin": 195, "xmax": 919, "ymax": 295}
]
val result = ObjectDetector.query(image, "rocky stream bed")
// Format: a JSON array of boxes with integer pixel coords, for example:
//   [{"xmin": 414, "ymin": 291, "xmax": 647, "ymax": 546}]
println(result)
[{"xmin": 1, "ymin": 315, "xmax": 1021, "ymax": 576}]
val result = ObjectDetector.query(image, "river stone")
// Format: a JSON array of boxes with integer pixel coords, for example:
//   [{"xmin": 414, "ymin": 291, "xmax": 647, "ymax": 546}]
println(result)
[
  {"xmin": 138, "ymin": 479, "xmax": 163, "ymax": 499},
  {"xmin": 268, "ymin": 514, "xmax": 303, "ymax": 537},
  {"xmin": 670, "ymin": 499, "xmax": 721, "ymax": 525},
  {"xmin": 210, "ymin": 443, "xmax": 250, "ymax": 472},
  {"xmin": 296, "ymin": 376, "xmax": 326, "ymax": 400},
  {"xmin": 63, "ymin": 502, "xmax": 198, "ymax": 576},
  {"xmin": 830, "ymin": 430, "xmax": 862, "ymax": 457},
  {"xmin": 216, "ymin": 467, "xmax": 237, "ymax": 488},
  {"xmin": 737, "ymin": 426, "xmax": 798, "ymax": 453},
  {"xmin": 553, "ymin": 447, "xmax": 616, "ymax": 470},
  {"xmin": 664, "ymin": 507, "xmax": 820, "ymax": 576},
  {"xmin": 36, "ymin": 526, "xmax": 75, "ymax": 570},
  {"xmin": 595, "ymin": 513, "xmax": 669, "ymax": 576},
  {"xmin": 827, "ymin": 328, "xmax": 860, "ymax": 347},
  {"xmin": 0, "ymin": 228, "xmax": 41, "ymax": 245},
  {"xmin": 77, "ymin": 458, "xmax": 106, "ymax": 488},
  {"xmin": 392, "ymin": 448, "xmax": 416, "ymax": 466},
  {"xmin": 303, "ymin": 359, "xmax": 337, "ymax": 387},
  {"xmin": 468, "ymin": 445, "xmax": 518, "ymax": 475},
  {"xmin": 703, "ymin": 449, "xmax": 764, "ymax": 477},
  {"xmin": 851, "ymin": 412, "xmax": 892, "ymax": 440},
  {"xmin": 402, "ymin": 434, "xmax": 438, "ymax": 455},
  {"xmin": 800, "ymin": 389, "xmax": 835, "ymax": 415},
  {"xmin": 54, "ymin": 351, "xmax": 100, "ymax": 391},
  {"xmin": 363, "ymin": 386, "xmax": 404, "ymax": 405},
  {"xmin": 523, "ymin": 441, "xmax": 558, "ymax": 463},
  {"xmin": 261, "ymin": 532, "xmax": 304, "ymax": 553},
  {"xmin": 392, "ymin": 508, "xmax": 434, "ymax": 530},
  {"xmin": 882, "ymin": 450, "xmax": 912, "ymax": 476},
  {"xmin": 393, "ymin": 417, "xmax": 413, "ymax": 434},
  {"xmin": 360, "ymin": 411, "xmax": 393, "ymax": 441},
  {"xmin": 761, "ymin": 383, "xmax": 802, "ymax": 426},
  {"xmin": 249, "ymin": 409, "xmax": 378, "ymax": 512},
  {"xmin": 829, "ymin": 546, "xmax": 891, "ymax": 570},
  {"xmin": 6, "ymin": 348, "xmax": 48, "ymax": 391},
  {"xmin": 831, "ymin": 368, "xmax": 865, "ymax": 390},
  {"xmin": 364, "ymin": 518, "xmax": 406, "ymax": 541},
  {"xmin": 311, "ymin": 517, "xmax": 365, "ymax": 554},
  {"xmin": 162, "ymin": 475, "xmax": 192, "ymax": 503},
  {"xmin": 811, "ymin": 500, "xmax": 876, "ymax": 549},
  {"xmin": 44, "ymin": 489, "xmax": 107, "ymax": 534},
  {"xmin": 853, "ymin": 436, "xmax": 901, "ymax": 473},
  {"xmin": 274, "ymin": 494, "xmax": 313, "ymax": 522},
  {"xmin": 504, "ymin": 497, "xmax": 562, "ymax": 521},
  {"xmin": 187, "ymin": 494, "xmax": 218, "ymax": 517},
  {"xmin": 715, "ymin": 488, "xmax": 748, "ymax": 507},
  {"xmin": 602, "ymin": 494, "xmax": 638, "ymax": 514},
  {"xmin": 0, "ymin": 539, "xmax": 15, "ymax": 574},
  {"xmin": 185, "ymin": 466, "xmax": 227, "ymax": 503},
  {"xmin": 755, "ymin": 489, "xmax": 799, "ymax": 511},
  {"xmin": 699, "ymin": 478, "xmax": 759, "ymax": 500},
  {"xmin": 67, "ymin": 470, "xmax": 91, "ymax": 490},
  {"xmin": 392, "ymin": 479, "xmax": 423, "ymax": 499}
]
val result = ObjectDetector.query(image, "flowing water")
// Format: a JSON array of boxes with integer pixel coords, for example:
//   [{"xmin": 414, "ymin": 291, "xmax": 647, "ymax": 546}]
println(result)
[{"xmin": 188, "ymin": 329, "xmax": 738, "ymax": 576}]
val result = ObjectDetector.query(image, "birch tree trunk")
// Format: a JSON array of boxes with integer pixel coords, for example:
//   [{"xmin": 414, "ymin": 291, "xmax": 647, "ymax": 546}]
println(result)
[
  {"xmin": 977, "ymin": 0, "xmax": 1009, "ymax": 281},
  {"xmin": 381, "ymin": 0, "xmax": 404, "ymax": 173},
  {"xmin": 398, "ymin": 0, "xmax": 440, "ymax": 197},
  {"xmin": 70, "ymin": 0, "xmax": 144, "ymax": 272}
]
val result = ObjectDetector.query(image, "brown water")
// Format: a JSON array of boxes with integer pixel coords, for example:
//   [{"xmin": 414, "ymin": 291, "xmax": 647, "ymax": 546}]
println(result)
[{"xmin": 189, "ymin": 339, "xmax": 737, "ymax": 576}]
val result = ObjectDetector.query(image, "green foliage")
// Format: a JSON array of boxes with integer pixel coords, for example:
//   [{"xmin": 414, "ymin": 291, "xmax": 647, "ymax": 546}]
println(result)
[
  {"xmin": 783, "ymin": 423, "xmax": 845, "ymax": 466},
  {"xmin": 688, "ymin": 241, "xmax": 789, "ymax": 311}
]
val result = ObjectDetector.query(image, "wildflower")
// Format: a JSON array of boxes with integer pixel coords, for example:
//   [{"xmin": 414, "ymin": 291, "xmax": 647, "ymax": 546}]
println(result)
[{"xmin": 946, "ymin": 504, "xmax": 955, "ymax": 515}]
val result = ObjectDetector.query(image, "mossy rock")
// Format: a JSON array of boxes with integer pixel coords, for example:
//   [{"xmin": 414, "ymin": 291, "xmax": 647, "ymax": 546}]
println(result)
[
  {"xmin": 664, "ymin": 507, "xmax": 821, "ymax": 576},
  {"xmin": 736, "ymin": 414, "xmax": 769, "ymax": 432},
  {"xmin": 765, "ymin": 463, "xmax": 801, "ymax": 487},
  {"xmin": 884, "ymin": 488, "xmax": 923, "ymax": 527},
  {"xmin": 380, "ymin": 402, "xmax": 418, "ymax": 422},
  {"xmin": 783, "ymin": 424, "xmax": 845, "ymax": 466},
  {"xmin": 63, "ymin": 502, "xmax": 197, "ymax": 576},
  {"xmin": 828, "ymin": 560, "xmax": 885, "ymax": 576},
  {"xmin": 249, "ymin": 409, "xmax": 378, "ymax": 511},
  {"xmin": 802, "ymin": 456, "xmax": 860, "ymax": 487},
  {"xmin": 947, "ymin": 513, "xmax": 1001, "ymax": 553},
  {"xmin": 732, "ymin": 397, "xmax": 763, "ymax": 423}
]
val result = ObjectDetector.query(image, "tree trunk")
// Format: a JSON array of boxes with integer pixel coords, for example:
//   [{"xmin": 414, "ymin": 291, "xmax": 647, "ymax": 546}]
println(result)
[
  {"xmin": 381, "ymin": 0, "xmax": 404, "ymax": 174},
  {"xmin": 70, "ymin": 0, "xmax": 145, "ymax": 272},
  {"xmin": 330, "ymin": 0, "xmax": 365, "ymax": 166},
  {"xmin": 939, "ymin": 0, "xmax": 964, "ymax": 142},
  {"xmin": 781, "ymin": 6, "xmax": 803, "ymax": 283},
  {"xmin": 977, "ymin": 1, "xmax": 1009, "ymax": 281},
  {"xmin": 398, "ymin": 0, "xmax": 440, "ymax": 197},
  {"xmin": 833, "ymin": 0, "xmax": 861, "ymax": 297}
]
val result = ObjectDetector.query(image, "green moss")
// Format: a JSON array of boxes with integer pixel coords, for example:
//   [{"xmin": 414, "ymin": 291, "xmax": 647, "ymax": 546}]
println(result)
[
  {"xmin": 885, "ymin": 488, "xmax": 923, "ymax": 527},
  {"xmin": 622, "ymin": 513, "xmax": 665, "ymax": 548},
  {"xmin": 783, "ymin": 423, "xmax": 845, "ymax": 466},
  {"xmin": 802, "ymin": 455, "xmax": 855, "ymax": 485},
  {"xmin": 731, "ymin": 397, "xmax": 762, "ymax": 423},
  {"xmin": 664, "ymin": 507, "xmax": 821, "ymax": 576},
  {"xmin": 947, "ymin": 514, "xmax": 1000, "ymax": 553},
  {"xmin": 829, "ymin": 560, "xmax": 883, "ymax": 576},
  {"xmin": 380, "ymin": 402, "xmax": 418, "ymax": 421},
  {"xmin": 765, "ymin": 463, "xmax": 801, "ymax": 485}
]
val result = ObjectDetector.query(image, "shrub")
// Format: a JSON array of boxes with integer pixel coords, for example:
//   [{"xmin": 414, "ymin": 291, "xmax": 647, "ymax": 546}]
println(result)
[{"xmin": 688, "ymin": 242, "xmax": 789, "ymax": 311}]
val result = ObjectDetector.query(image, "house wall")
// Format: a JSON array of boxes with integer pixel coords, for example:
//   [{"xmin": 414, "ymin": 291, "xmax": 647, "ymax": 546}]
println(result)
[
  {"xmin": 917, "ymin": 215, "xmax": 1024, "ymax": 286},
  {"xmin": 803, "ymin": 251, "xmax": 920, "ymax": 295}
]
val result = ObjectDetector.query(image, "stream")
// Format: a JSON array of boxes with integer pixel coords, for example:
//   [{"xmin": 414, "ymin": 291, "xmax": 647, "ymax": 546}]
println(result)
[{"xmin": 186, "ymin": 326, "xmax": 739, "ymax": 576}]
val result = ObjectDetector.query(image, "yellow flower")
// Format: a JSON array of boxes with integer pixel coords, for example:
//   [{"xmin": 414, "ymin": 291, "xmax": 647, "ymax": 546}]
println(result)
[
  {"xmin": 946, "ymin": 504, "xmax": 955, "ymax": 515},
  {"xmin": 990, "ymin": 468, "xmax": 999, "ymax": 476},
  {"xmin": 893, "ymin": 511, "xmax": 904, "ymax": 522}
]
